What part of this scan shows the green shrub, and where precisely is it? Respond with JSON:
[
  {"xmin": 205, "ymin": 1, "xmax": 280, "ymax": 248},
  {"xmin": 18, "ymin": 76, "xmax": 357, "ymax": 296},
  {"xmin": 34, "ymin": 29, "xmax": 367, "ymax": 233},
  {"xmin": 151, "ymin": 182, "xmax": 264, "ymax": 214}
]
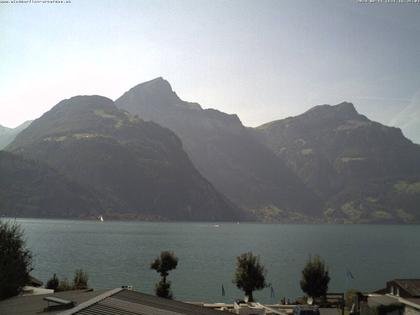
[
  {"xmin": 56, "ymin": 278, "xmax": 72, "ymax": 292},
  {"xmin": 155, "ymin": 280, "xmax": 172, "ymax": 299},
  {"xmin": 73, "ymin": 269, "xmax": 89, "ymax": 290},
  {"xmin": 46, "ymin": 274, "xmax": 59, "ymax": 290},
  {"xmin": 0, "ymin": 220, "xmax": 32, "ymax": 300}
]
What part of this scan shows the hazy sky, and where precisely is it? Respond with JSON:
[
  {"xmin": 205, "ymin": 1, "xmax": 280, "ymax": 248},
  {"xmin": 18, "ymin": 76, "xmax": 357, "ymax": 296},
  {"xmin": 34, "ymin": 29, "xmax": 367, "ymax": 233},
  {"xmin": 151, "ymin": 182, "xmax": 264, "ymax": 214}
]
[{"xmin": 1, "ymin": 0, "xmax": 420, "ymax": 135}]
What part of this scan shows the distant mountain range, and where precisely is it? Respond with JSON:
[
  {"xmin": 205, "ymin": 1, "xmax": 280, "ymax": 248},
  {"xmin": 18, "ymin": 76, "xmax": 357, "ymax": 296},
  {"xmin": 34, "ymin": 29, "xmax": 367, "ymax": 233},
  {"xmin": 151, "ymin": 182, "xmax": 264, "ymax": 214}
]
[
  {"xmin": 115, "ymin": 78, "xmax": 323, "ymax": 219},
  {"xmin": 390, "ymin": 94, "xmax": 420, "ymax": 145},
  {"xmin": 0, "ymin": 121, "xmax": 32, "ymax": 150},
  {"xmin": 2, "ymin": 78, "xmax": 420, "ymax": 223}
]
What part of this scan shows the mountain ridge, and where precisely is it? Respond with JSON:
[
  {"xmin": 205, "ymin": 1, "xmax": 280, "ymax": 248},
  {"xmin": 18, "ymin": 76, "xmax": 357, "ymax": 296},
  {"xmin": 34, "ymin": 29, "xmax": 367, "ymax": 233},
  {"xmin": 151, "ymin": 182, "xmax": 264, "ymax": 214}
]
[
  {"xmin": 7, "ymin": 94, "xmax": 245, "ymax": 221},
  {"xmin": 253, "ymin": 101, "xmax": 420, "ymax": 223},
  {"xmin": 4, "ymin": 78, "xmax": 420, "ymax": 223},
  {"xmin": 116, "ymin": 78, "xmax": 324, "ymax": 217},
  {"xmin": 117, "ymin": 78, "xmax": 420, "ymax": 223},
  {"xmin": 0, "ymin": 120, "xmax": 32, "ymax": 150}
]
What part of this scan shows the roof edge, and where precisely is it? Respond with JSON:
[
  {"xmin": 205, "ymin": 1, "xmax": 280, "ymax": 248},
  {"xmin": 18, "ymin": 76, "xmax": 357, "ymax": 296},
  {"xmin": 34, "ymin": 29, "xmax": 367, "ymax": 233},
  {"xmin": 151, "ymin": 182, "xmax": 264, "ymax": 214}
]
[{"xmin": 58, "ymin": 288, "xmax": 123, "ymax": 315}]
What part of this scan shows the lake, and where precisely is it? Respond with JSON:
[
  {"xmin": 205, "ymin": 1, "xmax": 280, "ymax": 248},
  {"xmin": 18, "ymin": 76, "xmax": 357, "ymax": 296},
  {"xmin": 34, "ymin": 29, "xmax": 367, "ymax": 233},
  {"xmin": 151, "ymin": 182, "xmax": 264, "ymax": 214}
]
[{"xmin": 13, "ymin": 219, "xmax": 420, "ymax": 303}]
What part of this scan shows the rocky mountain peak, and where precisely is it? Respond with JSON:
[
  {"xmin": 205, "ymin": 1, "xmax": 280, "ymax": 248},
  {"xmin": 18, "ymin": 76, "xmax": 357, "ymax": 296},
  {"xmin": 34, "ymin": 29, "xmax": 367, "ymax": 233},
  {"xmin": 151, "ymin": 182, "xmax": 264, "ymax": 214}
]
[
  {"xmin": 302, "ymin": 101, "xmax": 363, "ymax": 122},
  {"xmin": 121, "ymin": 77, "xmax": 183, "ymax": 107}
]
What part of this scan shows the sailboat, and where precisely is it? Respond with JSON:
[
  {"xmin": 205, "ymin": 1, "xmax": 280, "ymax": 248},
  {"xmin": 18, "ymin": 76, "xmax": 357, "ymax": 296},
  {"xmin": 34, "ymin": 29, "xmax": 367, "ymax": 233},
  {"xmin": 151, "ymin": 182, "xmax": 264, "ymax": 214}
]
[{"xmin": 98, "ymin": 215, "xmax": 104, "ymax": 222}]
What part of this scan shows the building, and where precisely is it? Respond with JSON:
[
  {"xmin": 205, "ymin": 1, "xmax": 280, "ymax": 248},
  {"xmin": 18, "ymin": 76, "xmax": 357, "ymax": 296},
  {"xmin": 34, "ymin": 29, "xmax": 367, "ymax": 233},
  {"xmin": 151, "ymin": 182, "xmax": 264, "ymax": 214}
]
[
  {"xmin": 59, "ymin": 288, "xmax": 235, "ymax": 315},
  {"xmin": 0, "ymin": 286, "xmax": 345, "ymax": 315},
  {"xmin": 0, "ymin": 288, "xmax": 109, "ymax": 315},
  {"xmin": 364, "ymin": 294, "xmax": 420, "ymax": 315},
  {"xmin": 380, "ymin": 280, "xmax": 420, "ymax": 299},
  {"xmin": 0, "ymin": 288, "xmax": 234, "ymax": 315},
  {"xmin": 358, "ymin": 279, "xmax": 420, "ymax": 315}
]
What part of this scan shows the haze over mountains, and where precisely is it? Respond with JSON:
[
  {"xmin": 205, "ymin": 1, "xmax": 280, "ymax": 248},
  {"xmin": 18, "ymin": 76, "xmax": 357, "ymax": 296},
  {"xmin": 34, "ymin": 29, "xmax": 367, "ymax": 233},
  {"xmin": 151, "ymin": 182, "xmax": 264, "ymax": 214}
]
[
  {"xmin": 6, "ymin": 95, "xmax": 242, "ymax": 221},
  {"xmin": 2, "ymin": 77, "xmax": 420, "ymax": 223},
  {"xmin": 115, "ymin": 78, "xmax": 323, "ymax": 219},
  {"xmin": 0, "ymin": 150, "xmax": 102, "ymax": 218},
  {"xmin": 0, "ymin": 121, "xmax": 32, "ymax": 150},
  {"xmin": 390, "ymin": 94, "xmax": 420, "ymax": 145},
  {"xmin": 254, "ymin": 102, "xmax": 420, "ymax": 223}
]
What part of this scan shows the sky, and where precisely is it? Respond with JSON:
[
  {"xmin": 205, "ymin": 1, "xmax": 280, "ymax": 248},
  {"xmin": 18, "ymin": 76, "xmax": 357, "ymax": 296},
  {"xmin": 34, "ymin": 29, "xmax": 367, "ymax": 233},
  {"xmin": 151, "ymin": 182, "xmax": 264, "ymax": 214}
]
[{"xmin": 1, "ymin": 0, "xmax": 419, "ymax": 141}]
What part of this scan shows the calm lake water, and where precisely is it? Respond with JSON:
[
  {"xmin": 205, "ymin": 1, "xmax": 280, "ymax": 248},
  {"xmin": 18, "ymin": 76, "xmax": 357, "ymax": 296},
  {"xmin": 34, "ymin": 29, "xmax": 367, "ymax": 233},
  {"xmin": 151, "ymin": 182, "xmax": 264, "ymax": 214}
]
[{"xmin": 14, "ymin": 219, "xmax": 420, "ymax": 303}]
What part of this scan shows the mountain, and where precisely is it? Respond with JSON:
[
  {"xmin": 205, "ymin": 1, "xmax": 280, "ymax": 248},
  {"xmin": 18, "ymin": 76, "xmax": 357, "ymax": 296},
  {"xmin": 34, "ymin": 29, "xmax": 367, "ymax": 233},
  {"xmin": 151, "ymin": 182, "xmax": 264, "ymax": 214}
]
[
  {"xmin": 0, "ymin": 151, "xmax": 103, "ymax": 218},
  {"xmin": 254, "ymin": 102, "xmax": 420, "ymax": 223},
  {"xmin": 0, "ymin": 125, "xmax": 14, "ymax": 149},
  {"xmin": 115, "ymin": 77, "xmax": 322, "ymax": 219},
  {"xmin": 390, "ymin": 94, "xmax": 420, "ymax": 145},
  {"xmin": 0, "ymin": 121, "xmax": 32, "ymax": 150},
  {"xmin": 7, "ymin": 95, "xmax": 243, "ymax": 221}
]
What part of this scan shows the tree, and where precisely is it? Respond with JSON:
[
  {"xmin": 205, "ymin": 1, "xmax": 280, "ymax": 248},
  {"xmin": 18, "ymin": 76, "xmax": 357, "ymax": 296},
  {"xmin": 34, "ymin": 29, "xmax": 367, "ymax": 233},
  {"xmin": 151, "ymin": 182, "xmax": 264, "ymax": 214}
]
[
  {"xmin": 73, "ymin": 269, "xmax": 89, "ymax": 290},
  {"xmin": 46, "ymin": 274, "xmax": 59, "ymax": 290},
  {"xmin": 233, "ymin": 252, "xmax": 267, "ymax": 302},
  {"xmin": 0, "ymin": 220, "xmax": 32, "ymax": 300},
  {"xmin": 151, "ymin": 251, "xmax": 178, "ymax": 298},
  {"xmin": 300, "ymin": 255, "xmax": 330, "ymax": 299},
  {"xmin": 56, "ymin": 278, "xmax": 72, "ymax": 292},
  {"xmin": 155, "ymin": 280, "xmax": 172, "ymax": 299}
]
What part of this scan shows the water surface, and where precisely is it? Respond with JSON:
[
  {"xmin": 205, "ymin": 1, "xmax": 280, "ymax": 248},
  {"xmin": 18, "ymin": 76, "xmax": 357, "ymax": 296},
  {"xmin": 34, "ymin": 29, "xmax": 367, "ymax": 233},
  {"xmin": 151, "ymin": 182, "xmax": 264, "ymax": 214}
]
[{"xmin": 15, "ymin": 219, "xmax": 420, "ymax": 303}]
